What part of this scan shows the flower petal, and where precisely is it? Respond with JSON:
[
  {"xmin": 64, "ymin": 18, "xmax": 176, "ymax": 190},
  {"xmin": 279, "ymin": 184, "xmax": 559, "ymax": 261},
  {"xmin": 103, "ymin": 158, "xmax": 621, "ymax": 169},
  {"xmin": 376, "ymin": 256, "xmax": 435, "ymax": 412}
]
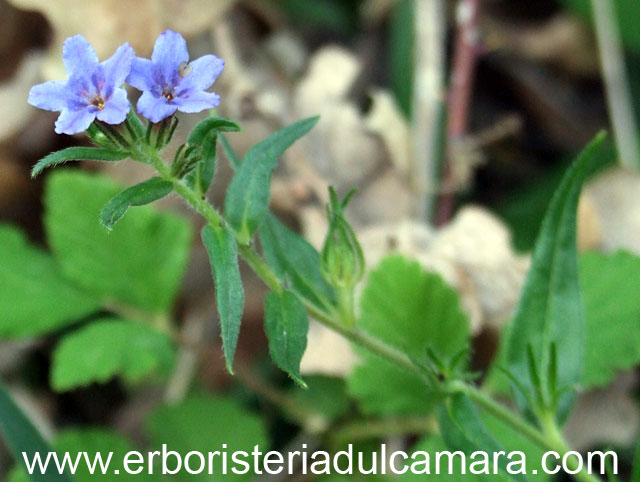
[
  {"xmin": 96, "ymin": 88, "xmax": 130, "ymax": 124},
  {"xmin": 101, "ymin": 42, "xmax": 134, "ymax": 98},
  {"xmin": 173, "ymin": 91, "xmax": 220, "ymax": 114},
  {"xmin": 127, "ymin": 57, "xmax": 155, "ymax": 91},
  {"xmin": 62, "ymin": 35, "xmax": 99, "ymax": 77},
  {"xmin": 54, "ymin": 108, "xmax": 96, "ymax": 135},
  {"xmin": 137, "ymin": 90, "xmax": 178, "ymax": 123},
  {"xmin": 177, "ymin": 54, "xmax": 224, "ymax": 93},
  {"xmin": 151, "ymin": 30, "xmax": 189, "ymax": 84},
  {"xmin": 28, "ymin": 80, "xmax": 70, "ymax": 112}
]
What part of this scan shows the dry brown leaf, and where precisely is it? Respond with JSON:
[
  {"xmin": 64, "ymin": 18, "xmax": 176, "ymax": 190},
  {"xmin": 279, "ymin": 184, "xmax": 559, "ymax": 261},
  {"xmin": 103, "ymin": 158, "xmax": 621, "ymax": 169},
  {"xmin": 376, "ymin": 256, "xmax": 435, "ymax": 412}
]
[{"xmin": 8, "ymin": 0, "xmax": 235, "ymax": 80}]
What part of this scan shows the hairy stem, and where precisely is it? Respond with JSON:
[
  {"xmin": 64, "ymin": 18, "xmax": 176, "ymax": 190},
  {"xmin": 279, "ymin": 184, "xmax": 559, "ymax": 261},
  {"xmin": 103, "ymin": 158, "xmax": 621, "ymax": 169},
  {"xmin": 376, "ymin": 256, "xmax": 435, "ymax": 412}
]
[{"xmin": 144, "ymin": 147, "xmax": 599, "ymax": 482}]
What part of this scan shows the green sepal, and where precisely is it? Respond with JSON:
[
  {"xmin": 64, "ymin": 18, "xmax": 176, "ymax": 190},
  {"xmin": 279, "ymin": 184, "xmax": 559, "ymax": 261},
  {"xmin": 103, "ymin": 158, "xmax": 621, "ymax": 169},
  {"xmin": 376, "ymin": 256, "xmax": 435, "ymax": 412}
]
[
  {"xmin": 99, "ymin": 177, "xmax": 173, "ymax": 230},
  {"xmin": 32, "ymin": 147, "xmax": 128, "ymax": 178}
]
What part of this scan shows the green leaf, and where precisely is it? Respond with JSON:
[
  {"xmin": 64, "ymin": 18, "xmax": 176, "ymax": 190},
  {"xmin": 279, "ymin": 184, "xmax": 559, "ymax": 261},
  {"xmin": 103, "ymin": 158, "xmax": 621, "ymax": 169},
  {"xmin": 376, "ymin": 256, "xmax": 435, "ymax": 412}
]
[
  {"xmin": 201, "ymin": 225, "xmax": 244, "ymax": 374},
  {"xmin": 187, "ymin": 117, "xmax": 241, "ymax": 146},
  {"xmin": 504, "ymin": 133, "xmax": 614, "ymax": 419},
  {"xmin": 224, "ymin": 117, "xmax": 319, "ymax": 242},
  {"xmin": 437, "ymin": 394, "xmax": 527, "ymax": 482},
  {"xmin": 0, "ymin": 226, "xmax": 98, "ymax": 338},
  {"xmin": 347, "ymin": 255, "xmax": 469, "ymax": 415},
  {"xmin": 146, "ymin": 395, "xmax": 268, "ymax": 482},
  {"xmin": 390, "ymin": 0, "xmax": 414, "ymax": 118},
  {"xmin": 581, "ymin": 250, "xmax": 640, "ymax": 387},
  {"xmin": 44, "ymin": 171, "xmax": 192, "ymax": 314},
  {"xmin": 286, "ymin": 376, "xmax": 350, "ymax": 426},
  {"xmin": 264, "ymin": 290, "xmax": 309, "ymax": 387},
  {"xmin": 220, "ymin": 133, "xmax": 240, "ymax": 170},
  {"xmin": 0, "ymin": 379, "xmax": 74, "ymax": 482},
  {"xmin": 349, "ymin": 356, "xmax": 442, "ymax": 416},
  {"xmin": 99, "ymin": 177, "xmax": 173, "ymax": 230},
  {"xmin": 32, "ymin": 147, "xmax": 128, "ymax": 178},
  {"xmin": 51, "ymin": 318, "xmax": 175, "ymax": 391},
  {"xmin": 8, "ymin": 428, "xmax": 155, "ymax": 482},
  {"xmin": 259, "ymin": 213, "xmax": 335, "ymax": 311},
  {"xmin": 186, "ymin": 117, "xmax": 241, "ymax": 193}
]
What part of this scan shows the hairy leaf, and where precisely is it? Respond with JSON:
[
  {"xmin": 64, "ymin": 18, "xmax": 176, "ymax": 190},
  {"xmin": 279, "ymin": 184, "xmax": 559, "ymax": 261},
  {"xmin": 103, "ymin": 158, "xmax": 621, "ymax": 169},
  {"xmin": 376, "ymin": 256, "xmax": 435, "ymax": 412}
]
[
  {"xmin": 437, "ymin": 394, "xmax": 527, "ymax": 482},
  {"xmin": 259, "ymin": 213, "xmax": 334, "ymax": 311},
  {"xmin": 504, "ymin": 133, "xmax": 614, "ymax": 419},
  {"xmin": 51, "ymin": 318, "xmax": 175, "ymax": 391},
  {"xmin": 0, "ymin": 379, "xmax": 74, "ymax": 482},
  {"xmin": 99, "ymin": 177, "xmax": 173, "ymax": 230},
  {"xmin": 32, "ymin": 147, "xmax": 128, "ymax": 178},
  {"xmin": 187, "ymin": 116, "xmax": 241, "ymax": 194},
  {"xmin": 201, "ymin": 225, "xmax": 244, "ymax": 374},
  {"xmin": 224, "ymin": 117, "xmax": 319, "ymax": 242},
  {"xmin": 44, "ymin": 171, "xmax": 192, "ymax": 314},
  {"xmin": 264, "ymin": 290, "xmax": 309, "ymax": 387},
  {"xmin": 146, "ymin": 396, "xmax": 268, "ymax": 482},
  {"xmin": 0, "ymin": 226, "xmax": 98, "ymax": 338},
  {"xmin": 347, "ymin": 255, "xmax": 469, "ymax": 415}
]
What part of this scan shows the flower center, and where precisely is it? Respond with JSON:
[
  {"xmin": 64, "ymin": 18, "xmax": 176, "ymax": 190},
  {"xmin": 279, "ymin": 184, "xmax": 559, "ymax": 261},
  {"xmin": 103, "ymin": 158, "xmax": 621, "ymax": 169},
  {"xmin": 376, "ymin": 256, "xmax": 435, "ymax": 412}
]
[
  {"xmin": 89, "ymin": 94, "xmax": 105, "ymax": 110},
  {"xmin": 162, "ymin": 84, "xmax": 175, "ymax": 102}
]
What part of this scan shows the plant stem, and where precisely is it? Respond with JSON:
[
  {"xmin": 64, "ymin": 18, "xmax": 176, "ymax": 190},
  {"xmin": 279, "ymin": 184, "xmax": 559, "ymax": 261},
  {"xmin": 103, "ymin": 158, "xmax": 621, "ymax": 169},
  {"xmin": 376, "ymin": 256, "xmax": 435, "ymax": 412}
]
[{"xmin": 145, "ymin": 147, "xmax": 599, "ymax": 482}]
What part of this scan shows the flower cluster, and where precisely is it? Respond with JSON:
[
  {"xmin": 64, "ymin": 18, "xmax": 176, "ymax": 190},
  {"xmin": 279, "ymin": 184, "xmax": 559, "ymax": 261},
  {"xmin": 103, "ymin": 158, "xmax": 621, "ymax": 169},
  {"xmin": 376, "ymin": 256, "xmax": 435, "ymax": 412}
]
[{"xmin": 28, "ymin": 30, "xmax": 224, "ymax": 135}]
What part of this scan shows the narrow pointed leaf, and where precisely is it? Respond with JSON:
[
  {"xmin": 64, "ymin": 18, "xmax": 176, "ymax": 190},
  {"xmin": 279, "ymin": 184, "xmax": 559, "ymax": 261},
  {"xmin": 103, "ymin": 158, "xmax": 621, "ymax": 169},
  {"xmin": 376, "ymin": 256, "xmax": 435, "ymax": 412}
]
[
  {"xmin": 259, "ymin": 213, "xmax": 335, "ymax": 311},
  {"xmin": 220, "ymin": 133, "xmax": 241, "ymax": 170},
  {"xmin": 99, "ymin": 177, "xmax": 173, "ymax": 230},
  {"xmin": 0, "ymin": 379, "xmax": 74, "ymax": 482},
  {"xmin": 32, "ymin": 147, "xmax": 128, "ymax": 178},
  {"xmin": 185, "ymin": 117, "xmax": 241, "ymax": 194},
  {"xmin": 505, "ymin": 132, "xmax": 614, "ymax": 420},
  {"xmin": 187, "ymin": 117, "xmax": 241, "ymax": 146},
  {"xmin": 437, "ymin": 393, "xmax": 528, "ymax": 482},
  {"xmin": 202, "ymin": 225, "xmax": 244, "ymax": 374},
  {"xmin": 225, "ymin": 116, "xmax": 319, "ymax": 242},
  {"xmin": 264, "ymin": 290, "xmax": 309, "ymax": 387}
]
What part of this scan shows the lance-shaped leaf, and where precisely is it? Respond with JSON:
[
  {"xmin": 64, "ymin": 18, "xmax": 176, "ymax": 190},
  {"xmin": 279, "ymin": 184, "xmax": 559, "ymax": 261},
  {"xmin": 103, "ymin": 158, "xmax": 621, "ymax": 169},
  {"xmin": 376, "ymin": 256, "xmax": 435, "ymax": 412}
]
[
  {"xmin": 31, "ymin": 147, "xmax": 128, "ymax": 178},
  {"xmin": 220, "ymin": 133, "xmax": 241, "ymax": 170},
  {"xmin": 260, "ymin": 213, "xmax": 335, "ymax": 312},
  {"xmin": 437, "ymin": 393, "xmax": 528, "ymax": 482},
  {"xmin": 202, "ymin": 225, "xmax": 244, "ymax": 374},
  {"xmin": 99, "ymin": 177, "xmax": 173, "ymax": 230},
  {"xmin": 0, "ymin": 379, "xmax": 74, "ymax": 482},
  {"xmin": 264, "ymin": 290, "xmax": 309, "ymax": 387},
  {"xmin": 225, "ymin": 116, "xmax": 319, "ymax": 242},
  {"xmin": 186, "ymin": 117, "xmax": 242, "ymax": 194},
  {"xmin": 505, "ymin": 132, "xmax": 614, "ymax": 420}
]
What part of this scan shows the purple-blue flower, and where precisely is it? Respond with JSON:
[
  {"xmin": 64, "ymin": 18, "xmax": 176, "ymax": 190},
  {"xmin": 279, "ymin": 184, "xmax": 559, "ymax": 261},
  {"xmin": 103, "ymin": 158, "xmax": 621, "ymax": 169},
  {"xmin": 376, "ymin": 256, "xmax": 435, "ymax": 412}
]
[
  {"xmin": 127, "ymin": 30, "xmax": 224, "ymax": 123},
  {"xmin": 28, "ymin": 35, "xmax": 133, "ymax": 135}
]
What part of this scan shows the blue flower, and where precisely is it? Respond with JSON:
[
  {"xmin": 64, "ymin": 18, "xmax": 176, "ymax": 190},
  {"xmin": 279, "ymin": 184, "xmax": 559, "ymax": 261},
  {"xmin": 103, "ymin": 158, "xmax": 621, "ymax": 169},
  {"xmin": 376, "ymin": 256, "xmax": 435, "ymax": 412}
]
[
  {"xmin": 127, "ymin": 30, "xmax": 224, "ymax": 123},
  {"xmin": 28, "ymin": 35, "xmax": 133, "ymax": 135}
]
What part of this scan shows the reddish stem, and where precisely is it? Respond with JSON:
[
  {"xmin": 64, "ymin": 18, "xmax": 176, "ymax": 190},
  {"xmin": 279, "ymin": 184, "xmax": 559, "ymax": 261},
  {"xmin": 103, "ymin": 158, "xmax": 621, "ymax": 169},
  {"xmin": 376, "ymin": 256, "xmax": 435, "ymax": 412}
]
[{"xmin": 436, "ymin": 0, "xmax": 484, "ymax": 225}]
